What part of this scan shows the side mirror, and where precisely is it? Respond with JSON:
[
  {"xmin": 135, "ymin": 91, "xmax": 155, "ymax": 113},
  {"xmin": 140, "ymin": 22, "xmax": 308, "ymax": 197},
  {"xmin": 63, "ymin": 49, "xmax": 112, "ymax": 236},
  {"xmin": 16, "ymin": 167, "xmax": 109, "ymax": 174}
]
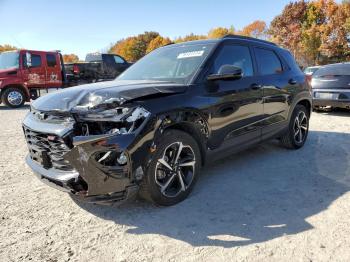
[
  {"xmin": 26, "ymin": 52, "xmax": 32, "ymax": 68},
  {"xmin": 207, "ymin": 65, "xmax": 243, "ymax": 81}
]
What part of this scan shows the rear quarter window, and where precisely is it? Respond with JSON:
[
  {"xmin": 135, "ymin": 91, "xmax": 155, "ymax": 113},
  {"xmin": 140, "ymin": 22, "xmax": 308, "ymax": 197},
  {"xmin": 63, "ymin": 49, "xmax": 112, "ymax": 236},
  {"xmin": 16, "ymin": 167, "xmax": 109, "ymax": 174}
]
[
  {"xmin": 282, "ymin": 50, "xmax": 302, "ymax": 72},
  {"xmin": 254, "ymin": 47, "xmax": 283, "ymax": 75}
]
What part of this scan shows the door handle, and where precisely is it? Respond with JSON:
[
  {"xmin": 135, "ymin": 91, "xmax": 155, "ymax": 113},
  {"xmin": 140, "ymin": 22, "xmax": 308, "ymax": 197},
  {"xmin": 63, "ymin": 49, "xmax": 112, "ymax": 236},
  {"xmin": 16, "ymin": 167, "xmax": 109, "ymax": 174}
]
[
  {"xmin": 250, "ymin": 83, "xmax": 262, "ymax": 90},
  {"xmin": 289, "ymin": 79, "xmax": 297, "ymax": 85}
]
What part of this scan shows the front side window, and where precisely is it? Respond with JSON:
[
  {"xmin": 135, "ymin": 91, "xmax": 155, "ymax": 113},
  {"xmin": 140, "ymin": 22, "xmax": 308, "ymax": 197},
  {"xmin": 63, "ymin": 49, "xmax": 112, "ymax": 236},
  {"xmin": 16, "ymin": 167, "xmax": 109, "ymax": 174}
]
[
  {"xmin": 118, "ymin": 43, "xmax": 215, "ymax": 84},
  {"xmin": 31, "ymin": 54, "xmax": 42, "ymax": 68},
  {"xmin": 46, "ymin": 54, "xmax": 57, "ymax": 67},
  {"xmin": 213, "ymin": 45, "xmax": 254, "ymax": 77},
  {"xmin": 254, "ymin": 48, "xmax": 282, "ymax": 75},
  {"xmin": 0, "ymin": 51, "xmax": 19, "ymax": 70}
]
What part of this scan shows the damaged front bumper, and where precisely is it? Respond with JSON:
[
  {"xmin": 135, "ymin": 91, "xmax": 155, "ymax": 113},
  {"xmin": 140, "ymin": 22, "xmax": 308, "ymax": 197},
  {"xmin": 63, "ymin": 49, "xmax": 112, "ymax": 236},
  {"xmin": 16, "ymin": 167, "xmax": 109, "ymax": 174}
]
[
  {"xmin": 26, "ymin": 155, "xmax": 139, "ymax": 203},
  {"xmin": 23, "ymin": 107, "xmax": 154, "ymax": 204}
]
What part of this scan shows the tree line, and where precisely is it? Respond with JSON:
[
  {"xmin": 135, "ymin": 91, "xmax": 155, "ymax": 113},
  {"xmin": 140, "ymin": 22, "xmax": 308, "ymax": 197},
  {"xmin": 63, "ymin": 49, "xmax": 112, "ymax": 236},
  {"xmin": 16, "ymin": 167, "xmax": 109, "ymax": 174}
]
[
  {"xmin": 1, "ymin": 0, "xmax": 350, "ymax": 66},
  {"xmin": 108, "ymin": 0, "xmax": 350, "ymax": 66}
]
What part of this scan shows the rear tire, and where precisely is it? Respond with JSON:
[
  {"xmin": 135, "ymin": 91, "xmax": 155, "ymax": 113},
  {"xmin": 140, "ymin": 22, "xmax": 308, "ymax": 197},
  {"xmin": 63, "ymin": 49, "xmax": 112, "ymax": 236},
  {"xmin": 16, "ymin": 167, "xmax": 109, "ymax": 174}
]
[
  {"xmin": 280, "ymin": 105, "xmax": 309, "ymax": 149},
  {"xmin": 2, "ymin": 87, "xmax": 25, "ymax": 108},
  {"xmin": 139, "ymin": 130, "xmax": 201, "ymax": 206}
]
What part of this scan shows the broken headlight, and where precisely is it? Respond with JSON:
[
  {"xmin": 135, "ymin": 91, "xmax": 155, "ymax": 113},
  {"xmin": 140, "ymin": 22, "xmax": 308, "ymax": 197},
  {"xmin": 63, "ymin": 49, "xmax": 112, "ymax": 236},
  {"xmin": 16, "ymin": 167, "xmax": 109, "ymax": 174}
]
[{"xmin": 77, "ymin": 106, "xmax": 151, "ymax": 136}]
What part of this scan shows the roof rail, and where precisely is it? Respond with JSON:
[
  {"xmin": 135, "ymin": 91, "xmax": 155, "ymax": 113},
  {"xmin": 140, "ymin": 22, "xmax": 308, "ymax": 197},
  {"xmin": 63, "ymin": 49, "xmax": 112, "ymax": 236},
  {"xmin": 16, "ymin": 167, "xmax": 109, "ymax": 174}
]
[{"xmin": 222, "ymin": 35, "xmax": 277, "ymax": 46}]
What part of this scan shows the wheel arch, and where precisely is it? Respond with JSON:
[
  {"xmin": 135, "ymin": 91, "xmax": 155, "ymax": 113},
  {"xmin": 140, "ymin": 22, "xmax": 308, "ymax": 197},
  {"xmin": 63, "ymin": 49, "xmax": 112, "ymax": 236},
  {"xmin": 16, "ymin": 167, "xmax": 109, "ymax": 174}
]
[
  {"xmin": 153, "ymin": 110, "xmax": 210, "ymax": 166},
  {"xmin": 297, "ymin": 99, "xmax": 312, "ymax": 117},
  {"xmin": 288, "ymin": 93, "xmax": 312, "ymax": 122},
  {"xmin": 1, "ymin": 84, "xmax": 30, "ymax": 102}
]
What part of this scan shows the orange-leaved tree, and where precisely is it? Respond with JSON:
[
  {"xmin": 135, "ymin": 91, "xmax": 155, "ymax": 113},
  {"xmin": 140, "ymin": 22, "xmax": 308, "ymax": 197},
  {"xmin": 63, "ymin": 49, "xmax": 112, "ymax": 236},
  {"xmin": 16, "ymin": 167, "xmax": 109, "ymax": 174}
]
[
  {"xmin": 109, "ymin": 31, "xmax": 160, "ymax": 62},
  {"xmin": 146, "ymin": 36, "xmax": 172, "ymax": 53},
  {"xmin": 63, "ymin": 54, "xmax": 79, "ymax": 63},
  {"xmin": 207, "ymin": 26, "xmax": 235, "ymax": 39},
  {"xmin": 238, "ymin": 20, "xmax": 268, "ymax": 39}
]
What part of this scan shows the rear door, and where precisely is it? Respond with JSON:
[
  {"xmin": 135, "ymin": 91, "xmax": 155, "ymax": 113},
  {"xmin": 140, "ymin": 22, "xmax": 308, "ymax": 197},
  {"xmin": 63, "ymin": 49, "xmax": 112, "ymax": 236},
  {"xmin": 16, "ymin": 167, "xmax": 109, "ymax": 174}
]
[
  {"xmin": 45, "ymin": 53, "xmax": 62, "ymax": 88},
  {"xmin": 22, "ymin": 52, "xmax": 46, "ymax": 88},
  {"xmin": 253, "ymin": 46, "xmax": 292, "ymax": 138}
]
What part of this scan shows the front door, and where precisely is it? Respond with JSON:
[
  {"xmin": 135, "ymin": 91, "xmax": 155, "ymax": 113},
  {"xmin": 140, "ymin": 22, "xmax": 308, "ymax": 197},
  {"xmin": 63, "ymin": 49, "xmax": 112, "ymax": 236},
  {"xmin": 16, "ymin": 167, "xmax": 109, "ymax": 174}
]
[
  {"xmin": 206, "ymin": 43, "xmax": 263, "ymax": 151},
  {"xmin": 22, "ymin": 52, "xmax": 46, "ymax": 88}
]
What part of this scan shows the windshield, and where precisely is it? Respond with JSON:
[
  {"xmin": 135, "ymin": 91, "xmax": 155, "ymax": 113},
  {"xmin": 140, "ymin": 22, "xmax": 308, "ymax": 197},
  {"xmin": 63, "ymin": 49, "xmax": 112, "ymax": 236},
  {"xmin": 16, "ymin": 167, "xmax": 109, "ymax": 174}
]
[
  {"xmin": 304, "ymin": 67, "xmax": 319, "ymax": 75},
  {"xmin": 0, "ymin": 51, "xmax": 19, "ymax": 70},
  {"xmin": 118, "ymin": 43, "xmax": 215, "ymax": 84}
]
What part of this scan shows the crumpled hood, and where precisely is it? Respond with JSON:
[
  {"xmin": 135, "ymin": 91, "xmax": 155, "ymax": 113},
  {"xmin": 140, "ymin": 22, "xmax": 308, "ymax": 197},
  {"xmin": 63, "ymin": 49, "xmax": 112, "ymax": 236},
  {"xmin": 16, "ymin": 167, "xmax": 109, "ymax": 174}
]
[{"xmin": 32, "ymin": 80, "xmax": 187, "ymax": 112}]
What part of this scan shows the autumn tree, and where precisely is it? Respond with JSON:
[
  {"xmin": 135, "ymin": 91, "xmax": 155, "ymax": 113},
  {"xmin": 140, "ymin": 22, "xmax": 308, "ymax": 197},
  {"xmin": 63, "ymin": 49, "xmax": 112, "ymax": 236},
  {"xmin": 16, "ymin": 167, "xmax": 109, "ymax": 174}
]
[
  {"xmin": 63, "ymin": 54, "xmax": 79, "ymax": 63},
  {"xmin": 146, "ymin": 36, "xmax": 172, "ymax": 53},
  {"xmin": 109, "ymin": 31, "xmax": 160, "ymax": 62},
  {"xmin": 270, "ymin": 0, "xmax": 350, "ymax": 65},
  {"xmin": 0, "ymin": 44, "xmax": 17, "ymax": 53},
  {"xmin": 319, "ymin": 0, "xmax": 350, "ymax": 61},
  {"xmin": 269, "ymin": 0, "xmax": 308, "ymax": 64},
  {"xmin": 238, "ymin": 20, "xmax": 268, "ymax": 39},
  {"xmin": 207, "ymin": 26, "xmax": 235, "ymax": 39},
  {"xmin": 174, "ymin": 33, "xmax": 207, "ymax": 43}
]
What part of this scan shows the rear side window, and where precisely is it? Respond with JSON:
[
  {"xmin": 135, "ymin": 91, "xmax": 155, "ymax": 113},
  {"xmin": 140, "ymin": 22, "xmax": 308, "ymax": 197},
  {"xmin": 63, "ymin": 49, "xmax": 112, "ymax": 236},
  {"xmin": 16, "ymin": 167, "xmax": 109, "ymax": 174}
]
[
  {"xmin": 213, "ymin": 45, "xmax": 254, "ymax": 77},
  {"xmin": 46, "ymin": 54, "xmax": 57, "ymax": 67},
  {"xmin": 31, "ymin": 54, "xmax": 42, "ymax": 68},
  {"xmin": 282, "ymin": 50, "xmax": 302, "ymax": 72},
  {"xmin": 314, "ymin": 64, "xmax": 350, "ymax": 77},
  {"xmin": 114, "ymin": 55, "xmax": 125, "ymax": 64},
  {"xmin": 254, "ymin": 48, "xmax": 282, "ymax": 75},
  {"xmin": 86, "ymin": 53, "xmax": 102, "ymax": 62}
]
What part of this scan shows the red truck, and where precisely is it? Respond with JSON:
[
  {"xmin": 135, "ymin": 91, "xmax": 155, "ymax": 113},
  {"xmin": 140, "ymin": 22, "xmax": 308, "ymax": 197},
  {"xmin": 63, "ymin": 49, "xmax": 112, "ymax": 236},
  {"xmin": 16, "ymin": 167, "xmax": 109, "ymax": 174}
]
[
  {"xmin": 0, "ymin": 50, "xmax": 131, "ymax": 108},
  {"xmin": 0, "ymin": 49, "xmax": 68, "ymax": 108}
]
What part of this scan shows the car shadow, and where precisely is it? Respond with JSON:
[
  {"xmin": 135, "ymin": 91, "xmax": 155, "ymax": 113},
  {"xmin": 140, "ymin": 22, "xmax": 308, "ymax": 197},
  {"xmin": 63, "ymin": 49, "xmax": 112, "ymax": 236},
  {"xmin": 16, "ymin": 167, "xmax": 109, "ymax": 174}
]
[
  {"xmin": 74, "ymin": 130, "xmax": 350, "ymax": 248},
  {"xmin": 314, "ymin": 108, "xmax": 350, "ymax": 117},
  {"xmin": 0, "ymin": 104, "xmax": 30, "ymax": 111}
]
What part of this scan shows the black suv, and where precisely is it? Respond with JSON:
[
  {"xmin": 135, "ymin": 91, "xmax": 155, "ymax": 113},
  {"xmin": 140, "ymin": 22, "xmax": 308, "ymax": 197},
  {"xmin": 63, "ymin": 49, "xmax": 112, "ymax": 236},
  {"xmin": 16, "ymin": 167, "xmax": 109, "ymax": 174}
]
[{"xmin": 23, "ymin": 35, "xmax": 312, "ymax": 206}]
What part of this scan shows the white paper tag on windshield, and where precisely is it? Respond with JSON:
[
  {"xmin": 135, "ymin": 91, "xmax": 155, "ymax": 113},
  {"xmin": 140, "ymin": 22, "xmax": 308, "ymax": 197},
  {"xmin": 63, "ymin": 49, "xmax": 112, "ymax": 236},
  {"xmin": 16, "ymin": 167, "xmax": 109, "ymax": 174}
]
[{"xmin": 177, "ymin": 50, "xmax": 204, "ymax": 59}]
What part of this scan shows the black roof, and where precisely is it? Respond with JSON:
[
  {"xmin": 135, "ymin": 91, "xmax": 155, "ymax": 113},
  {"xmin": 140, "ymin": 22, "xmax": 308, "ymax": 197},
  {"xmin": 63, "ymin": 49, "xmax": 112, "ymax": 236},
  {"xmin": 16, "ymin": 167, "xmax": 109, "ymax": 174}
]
[
  {"xmin": 222, "ymin": 34, "xmax": 277, "ymax": 46},
  {"xmin": 170, "ymin": 35, "xmax": 277, "ymax": 48}
]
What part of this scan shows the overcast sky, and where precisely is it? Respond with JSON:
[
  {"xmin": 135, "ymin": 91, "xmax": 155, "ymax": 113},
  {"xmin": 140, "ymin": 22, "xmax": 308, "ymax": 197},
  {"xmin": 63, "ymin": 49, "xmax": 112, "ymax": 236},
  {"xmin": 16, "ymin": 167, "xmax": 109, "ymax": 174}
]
[{"xmin": 0, "ymin": 0, "xmax": 294, "ymax": 59}]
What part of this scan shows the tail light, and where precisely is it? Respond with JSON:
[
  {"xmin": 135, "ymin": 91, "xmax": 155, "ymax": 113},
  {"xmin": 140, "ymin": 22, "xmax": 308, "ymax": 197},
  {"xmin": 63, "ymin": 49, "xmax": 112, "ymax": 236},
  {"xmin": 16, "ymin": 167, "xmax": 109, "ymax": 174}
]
[
  {"xmin": 306, "ymin": 74, "xmax": 312, "ymax": 85},
  {"xmin": 73, "ymin": 64, "xmax": 80, "ymax": 75},
  {"xmin": 305, "ymin": 74, "xmax": 313, "ymax": 91}
]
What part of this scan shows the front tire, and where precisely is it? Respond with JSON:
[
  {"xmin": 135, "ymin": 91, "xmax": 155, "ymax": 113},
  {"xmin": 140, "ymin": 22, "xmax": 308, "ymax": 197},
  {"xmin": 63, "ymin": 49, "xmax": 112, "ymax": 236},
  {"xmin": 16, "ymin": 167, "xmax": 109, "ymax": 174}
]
[
  {"xmin": 139, "ymin": 130, "xmax": 201, "ymax": 206},
  {"xmin": 2, "ymin": 87, "xmax": 25, "ymax": 108},
  {"xmin": 280, "ymin": 105, "xmax": 309, "ymax": 149}
]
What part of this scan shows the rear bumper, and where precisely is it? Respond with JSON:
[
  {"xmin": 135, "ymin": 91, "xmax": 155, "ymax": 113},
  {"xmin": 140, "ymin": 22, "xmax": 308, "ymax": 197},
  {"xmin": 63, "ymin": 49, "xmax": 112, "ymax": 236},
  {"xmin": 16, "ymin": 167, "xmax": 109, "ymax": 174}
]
[{"xmin": 312, "ymin": 89, "xmax": 350, "ymax": 109}]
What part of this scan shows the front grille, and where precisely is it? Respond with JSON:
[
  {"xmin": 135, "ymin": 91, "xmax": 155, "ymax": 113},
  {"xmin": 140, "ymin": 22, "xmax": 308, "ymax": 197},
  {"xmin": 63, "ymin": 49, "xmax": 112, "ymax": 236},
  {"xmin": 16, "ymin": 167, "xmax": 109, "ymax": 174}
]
[{"xmin": 23, "ymin": 126, "xmax": 74, "ymax": 171}]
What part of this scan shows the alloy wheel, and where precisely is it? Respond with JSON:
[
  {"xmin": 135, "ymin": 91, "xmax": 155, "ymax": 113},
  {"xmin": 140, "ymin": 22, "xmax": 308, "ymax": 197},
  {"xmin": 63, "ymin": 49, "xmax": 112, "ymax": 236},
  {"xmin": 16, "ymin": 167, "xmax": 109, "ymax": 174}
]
[
  {"xmin": 7, "ymin": 91, "xmax": 23, "ymax": 106},
  {"xmin": 293, "ymin": 111, "xmax": 308, "ymax": 144},
  {"xmin": 155, "ymin": 142, "xmax": 196, "ymax": 198}
]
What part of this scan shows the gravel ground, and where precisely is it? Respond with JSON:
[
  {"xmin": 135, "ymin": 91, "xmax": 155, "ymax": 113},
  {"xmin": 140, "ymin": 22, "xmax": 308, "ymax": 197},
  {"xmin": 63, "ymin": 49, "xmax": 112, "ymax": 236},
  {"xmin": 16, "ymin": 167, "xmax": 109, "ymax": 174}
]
[{"xmin": 0, "ymin": 105, "xmax": 350, "ymax": 262}]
